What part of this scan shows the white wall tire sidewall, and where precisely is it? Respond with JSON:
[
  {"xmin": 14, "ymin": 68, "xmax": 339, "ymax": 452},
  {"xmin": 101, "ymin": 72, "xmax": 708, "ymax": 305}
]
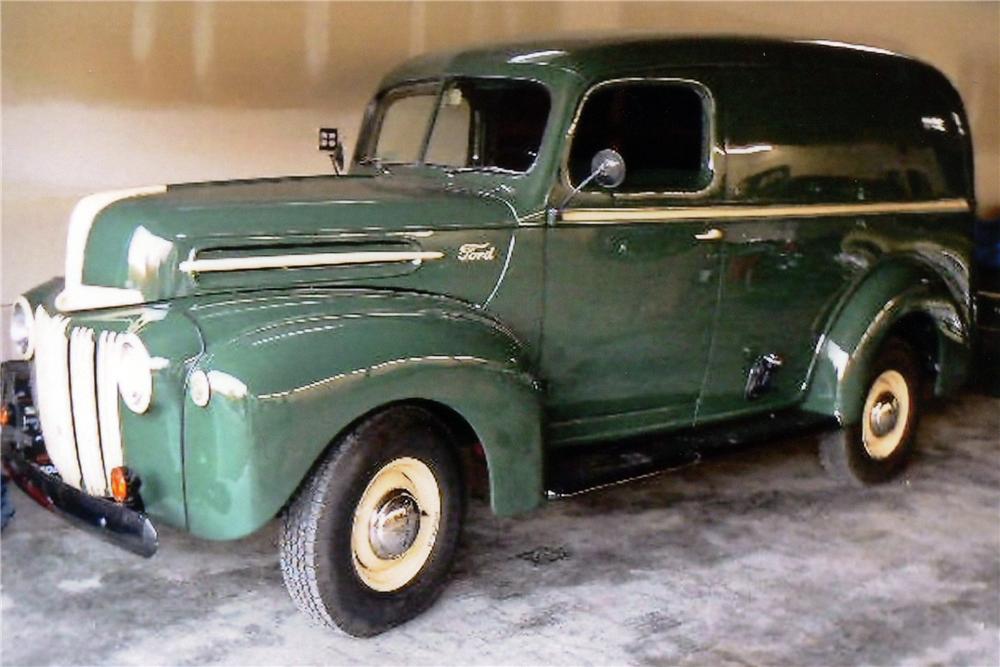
[
  {"xmin": 350, "ymin": 457, "xmax": 441, "ymax": 593},
  {"xmin": 861, "ymin": 369, "xmax": 911, "ymax": 461}
]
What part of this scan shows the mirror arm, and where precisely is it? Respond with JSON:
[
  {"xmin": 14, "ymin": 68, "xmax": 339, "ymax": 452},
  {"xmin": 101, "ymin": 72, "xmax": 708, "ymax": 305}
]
[
  {"xmin": 557, "ymin": 148, "xmax": 625, "ymax": 213},
  {"xmin": 558, "ymin": 169, "xmax": 602, "ymax": 211}
]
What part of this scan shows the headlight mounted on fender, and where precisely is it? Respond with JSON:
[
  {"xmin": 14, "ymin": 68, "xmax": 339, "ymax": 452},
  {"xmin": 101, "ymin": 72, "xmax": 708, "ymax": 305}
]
[
  {"xmin": 10, "ymin": 296, "xmax": 35, "ymax": 360},
  {"xmin": 118, "ymin": 334, "xmax": 154, "ymax": 414}
]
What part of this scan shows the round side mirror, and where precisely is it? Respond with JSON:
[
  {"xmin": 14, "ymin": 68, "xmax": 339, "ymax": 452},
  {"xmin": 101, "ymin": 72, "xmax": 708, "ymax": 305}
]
[{"xmin": 592, "ymin": 148, "xmax": 626, "ymax": 189}]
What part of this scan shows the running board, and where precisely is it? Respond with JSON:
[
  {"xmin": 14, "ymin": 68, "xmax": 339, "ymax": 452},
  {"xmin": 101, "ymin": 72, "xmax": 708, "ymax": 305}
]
[{"xmin": 544, "ymin": 409, "xmax": 836, "ymax": 498}]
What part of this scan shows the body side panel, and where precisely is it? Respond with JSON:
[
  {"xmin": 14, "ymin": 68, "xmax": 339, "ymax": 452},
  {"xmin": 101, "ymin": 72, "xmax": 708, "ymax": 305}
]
[{"xmin": 697, "ymin": 59, "xmax": 974, "ymax": 424}]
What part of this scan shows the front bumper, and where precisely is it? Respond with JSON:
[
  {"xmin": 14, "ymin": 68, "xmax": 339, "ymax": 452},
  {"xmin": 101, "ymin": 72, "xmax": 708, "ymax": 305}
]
[
  {"xmin": 1, "ymin": 360, "xmax": 157, "ymax": 557},
  {"xmin": 2, "ymin": 443, "xmax": 158, "ymax": 557}
]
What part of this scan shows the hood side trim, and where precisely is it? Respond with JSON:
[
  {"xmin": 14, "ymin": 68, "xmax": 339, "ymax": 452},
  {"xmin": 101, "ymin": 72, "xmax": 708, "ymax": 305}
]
[{"xmin": 179, "ymin": 250, "xmax": 445, "ymax": 274}]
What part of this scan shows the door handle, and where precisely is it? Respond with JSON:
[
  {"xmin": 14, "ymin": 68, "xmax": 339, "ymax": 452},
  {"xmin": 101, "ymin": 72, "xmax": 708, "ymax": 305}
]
[{"xmin": 694, "ymin": 228, "xmax": 725, "ymax": 241}]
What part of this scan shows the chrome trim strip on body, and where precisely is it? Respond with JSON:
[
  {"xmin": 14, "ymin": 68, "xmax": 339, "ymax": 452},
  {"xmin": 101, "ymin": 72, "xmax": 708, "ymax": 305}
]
[
  {"xmin": 482, "ymin": 234, "xmax": 516, "ymax": 308},
  {"xmin": 56, "ymin": 285, "xmax": 144, "ymax": 313},
  {"xmin": 58, "ymin": 186, "xmax": 166, "ymax": 313},
  {"xmin": 559, "ymin": 198, "xmax": 971, "ymax": 224},
  {"xmin": 179, "ymin": 250, "xmax": 445, "ymax": 274},
  {"xmin": 64, "ymin": 186, "xmax": 167, "ymax": 287}
]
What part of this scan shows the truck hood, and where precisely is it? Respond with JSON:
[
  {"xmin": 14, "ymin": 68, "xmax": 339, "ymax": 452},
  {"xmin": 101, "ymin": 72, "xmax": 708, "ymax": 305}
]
[{"xmin": 58, "ymin": 174, "xmax": 518, "ymax": 311}]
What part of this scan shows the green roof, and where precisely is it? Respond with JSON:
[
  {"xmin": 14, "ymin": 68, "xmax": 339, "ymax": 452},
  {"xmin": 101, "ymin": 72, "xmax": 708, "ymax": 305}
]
[{"xmin": 381, "ymin": 35, "xmax": 922, "ymax": 89}]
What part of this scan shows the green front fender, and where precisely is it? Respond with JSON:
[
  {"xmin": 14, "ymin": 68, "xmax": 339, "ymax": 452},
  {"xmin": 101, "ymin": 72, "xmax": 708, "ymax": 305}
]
[
  {"xmin": 802, "ymin": 259, "xmax": 972, "ymax": 425},
  {"xmin": 181, "ymin": 290, "xmax": 543, "ymax": 540}
]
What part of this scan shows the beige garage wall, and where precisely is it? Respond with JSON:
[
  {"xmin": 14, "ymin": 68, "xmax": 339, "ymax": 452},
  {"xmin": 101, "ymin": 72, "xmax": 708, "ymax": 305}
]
[{"xmin": 2, "ymin": 1, "xmax": 998, "ymax": 358}]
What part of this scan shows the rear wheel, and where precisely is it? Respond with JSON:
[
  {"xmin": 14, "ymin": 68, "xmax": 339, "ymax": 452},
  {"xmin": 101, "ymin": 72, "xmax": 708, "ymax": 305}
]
[
  {"xmin": 279, "ymin": 405, "xmax": 463, "ymax": 636},
  {"xmin": 820, "ymin": 337, "xmax": 922, "ymax": 485}
]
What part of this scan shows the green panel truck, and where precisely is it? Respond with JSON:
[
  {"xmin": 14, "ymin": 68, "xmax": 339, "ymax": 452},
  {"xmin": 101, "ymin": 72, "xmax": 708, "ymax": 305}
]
[{"xmin": 2, "ymin": 37, "xmax": 976, "ymax": 636}]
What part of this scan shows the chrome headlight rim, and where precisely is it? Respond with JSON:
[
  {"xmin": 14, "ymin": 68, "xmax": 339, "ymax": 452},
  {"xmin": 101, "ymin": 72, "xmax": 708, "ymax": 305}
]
[
  {"xmin": 10, "ymin": 296, "xmax": 35, "ymax": 360},
  {"xmin": 117, "ymin": 333, "xmax": 153, "ymax": 414}
]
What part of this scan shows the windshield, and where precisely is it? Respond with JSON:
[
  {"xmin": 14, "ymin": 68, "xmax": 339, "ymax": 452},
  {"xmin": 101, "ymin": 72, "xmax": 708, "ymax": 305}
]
[{"xmin": 364, "ymin": 78, "xmax": 550, "ymax": 173}]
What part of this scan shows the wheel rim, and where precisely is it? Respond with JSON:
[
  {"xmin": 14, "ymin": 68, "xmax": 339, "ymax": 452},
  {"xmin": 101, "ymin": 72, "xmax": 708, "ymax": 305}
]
[
  {"xmin": 351, "ymin": 457, "xmax": 441, "ymax": 592},
  {"xmin": 862, "ymin": 369, "xmax": 910, "ymax": 460}
]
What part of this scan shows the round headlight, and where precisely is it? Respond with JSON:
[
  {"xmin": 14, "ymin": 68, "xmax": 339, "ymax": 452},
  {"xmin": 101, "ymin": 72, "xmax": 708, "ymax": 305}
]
[
  {"xmin": 118, "ymin": 334, "xmax": 153, "ymax": 414},
  {"xmin": 10, "ymin": 296, "xmax": 35, "ymax": 360}
]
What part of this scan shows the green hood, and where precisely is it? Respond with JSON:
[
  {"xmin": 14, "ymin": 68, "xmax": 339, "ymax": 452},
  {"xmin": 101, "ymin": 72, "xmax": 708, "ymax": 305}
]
[{"xmin": 74, "ymin": 174, "xmax": 518, "ymax": 305}]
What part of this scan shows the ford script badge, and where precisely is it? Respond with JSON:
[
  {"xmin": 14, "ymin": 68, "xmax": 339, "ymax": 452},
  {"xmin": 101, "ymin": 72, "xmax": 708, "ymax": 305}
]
[{"xmin": 457, "ymin": 243, "xmax": 498, "ymax": 262}]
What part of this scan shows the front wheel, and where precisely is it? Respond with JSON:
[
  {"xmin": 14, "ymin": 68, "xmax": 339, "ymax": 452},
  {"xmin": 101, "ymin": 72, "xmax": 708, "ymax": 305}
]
[
  {"xmin": 279, "ymin": 405, "xmax": 464, "ymax": 637},
  {"xmin": 820, "ymin": 337, "xmax": 922, "ymax": 485}
]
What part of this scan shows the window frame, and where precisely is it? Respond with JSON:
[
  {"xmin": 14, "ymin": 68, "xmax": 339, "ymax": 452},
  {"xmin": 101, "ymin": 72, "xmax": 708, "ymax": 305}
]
[
  {"xmin": 367, "ymin": 80, "xmax": 443, "ymax": 166},
  {"xmin": 361, "ymin": 76, "xmax": 554, "ymax": 175},
  {"xmin": 559, "ymin": 77, "xmax": 720, "ymax": 200}
]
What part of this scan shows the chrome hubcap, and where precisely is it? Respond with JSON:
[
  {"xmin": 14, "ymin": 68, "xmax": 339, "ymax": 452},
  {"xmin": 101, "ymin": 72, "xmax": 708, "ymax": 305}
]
[
  {"xmin": 368, "ymin": 490, "xmax": 421, "ymax": 560},
  {"xmin": 868, "ymin": 391, "xmax": 900, "ymax": 438}
]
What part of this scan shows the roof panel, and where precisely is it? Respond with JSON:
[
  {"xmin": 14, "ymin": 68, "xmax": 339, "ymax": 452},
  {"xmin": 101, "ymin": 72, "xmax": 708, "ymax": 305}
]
[{"xmin": 380, "ymin": 35, "xmax": 918, "ymax": 88}]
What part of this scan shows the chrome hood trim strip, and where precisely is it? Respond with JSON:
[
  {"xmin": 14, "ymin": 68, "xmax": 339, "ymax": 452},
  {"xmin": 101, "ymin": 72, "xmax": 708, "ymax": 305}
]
[{"xmin": 179, "ymin": 250, "xmax": 445, "ymax": 274}]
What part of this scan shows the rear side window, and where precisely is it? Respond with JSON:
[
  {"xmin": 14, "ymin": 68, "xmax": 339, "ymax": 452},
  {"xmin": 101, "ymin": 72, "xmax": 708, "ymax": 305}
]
[
  {"xmin": 725, "ymin": 67, "xmax": 965, "ymax": 203},
  {"xmin": 568, "ymin": 82, "xmax": 712, "ymax": 193}
]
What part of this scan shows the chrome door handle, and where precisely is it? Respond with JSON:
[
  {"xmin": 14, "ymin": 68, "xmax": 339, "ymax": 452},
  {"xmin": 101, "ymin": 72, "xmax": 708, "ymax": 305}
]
[{"xmin": 694, "ymin": 228, "xmax": 725, "ymax": 241}]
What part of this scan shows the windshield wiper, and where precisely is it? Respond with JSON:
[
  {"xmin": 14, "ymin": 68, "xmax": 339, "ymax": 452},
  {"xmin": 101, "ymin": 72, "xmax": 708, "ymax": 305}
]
[{"xmin": 357, "ymin": 157, "xmax": 393, "ymax": 175}]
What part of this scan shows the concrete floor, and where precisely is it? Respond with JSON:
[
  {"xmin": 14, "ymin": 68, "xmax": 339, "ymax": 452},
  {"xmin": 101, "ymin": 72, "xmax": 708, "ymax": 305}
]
[{"xmin": 2, "ymin": 394, "xmax": 998, "ymax": 666}]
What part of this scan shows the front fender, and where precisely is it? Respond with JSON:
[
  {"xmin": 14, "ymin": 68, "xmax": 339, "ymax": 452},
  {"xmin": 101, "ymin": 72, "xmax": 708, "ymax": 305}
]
[
  {"xmin": 802, "ymin": 259, "xmax": 972, "ymax": 424},
  {"xmin": 181, "ymin": 289, "xmax": 543, "ymax": 540}
]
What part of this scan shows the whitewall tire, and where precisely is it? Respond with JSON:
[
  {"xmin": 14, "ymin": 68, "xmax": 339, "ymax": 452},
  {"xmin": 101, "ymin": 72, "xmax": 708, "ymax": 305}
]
[
  {"xmin": 279, "ymin": 406, "xmax": 464, "ymax": 637},
  {"xmin": 820, "ymin": 337, "xmax": 922, "ymax": 485}
]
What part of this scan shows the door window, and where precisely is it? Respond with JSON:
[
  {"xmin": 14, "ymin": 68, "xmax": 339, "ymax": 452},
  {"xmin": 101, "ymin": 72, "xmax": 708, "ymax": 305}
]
[{"xmin": 568, "ymin": 81, "xmax": 712, "ymax": 193}]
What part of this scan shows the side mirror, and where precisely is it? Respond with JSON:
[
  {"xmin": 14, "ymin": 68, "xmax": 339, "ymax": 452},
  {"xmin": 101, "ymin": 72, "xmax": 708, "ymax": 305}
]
[
  {"xmin": 558, "ymin": 148, "xmax": 626, "ymax": 209},
  {"xmin": 591, "ymin": 148, "xmax": 626, "ymax": 189},
  {"xmin": 319, "ymin": 127, "xmax": 345, "ymax": 175}
]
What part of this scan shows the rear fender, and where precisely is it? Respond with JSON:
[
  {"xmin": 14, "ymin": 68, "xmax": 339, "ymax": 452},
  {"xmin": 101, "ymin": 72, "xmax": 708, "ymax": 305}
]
[{"xmin": 802, "ymin": 260, "xmax": 971, "ymax": 424}]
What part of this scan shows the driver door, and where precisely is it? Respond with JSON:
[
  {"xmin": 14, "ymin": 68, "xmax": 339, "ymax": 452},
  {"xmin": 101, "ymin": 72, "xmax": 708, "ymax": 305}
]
[{"xmin": 541, "ymin": 78, "xmax": 725, "ymax": 444}]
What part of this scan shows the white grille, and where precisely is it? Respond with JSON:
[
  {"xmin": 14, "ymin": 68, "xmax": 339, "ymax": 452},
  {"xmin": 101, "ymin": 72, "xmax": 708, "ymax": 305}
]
[{"xmin": 33, "ymin": 307, "xmax": 125, "ymax": 496}]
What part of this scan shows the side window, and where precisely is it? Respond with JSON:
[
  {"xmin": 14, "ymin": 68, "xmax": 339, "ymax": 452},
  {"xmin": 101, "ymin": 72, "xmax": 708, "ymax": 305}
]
[
  {"xmin": 908, "ymin": 86, "xmax": 968, "ymax": 199},
  {"xmin": 726, "ymin": 67, "xmax": 963, "ymax": 203},
  {"xmin": 568, "ymin": 82, "xmax": 711, "ymax": 193}
]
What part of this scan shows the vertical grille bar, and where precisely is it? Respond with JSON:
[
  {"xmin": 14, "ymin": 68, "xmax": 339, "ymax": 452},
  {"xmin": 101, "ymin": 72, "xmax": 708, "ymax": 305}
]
[
  {"xmin": 97, "ymin": 331, "xmax": 124, "ymax": 488},
  {"xmin": 33, "ymin": 308, "xmax": 83, "ymax": 489},
  {"xmin": 70, "ymin": 327, "xmax": 108, "ymax": 495},
  {"xmin": 32, "ymin": 307, "xmax": 126, "ymax": 497}
]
